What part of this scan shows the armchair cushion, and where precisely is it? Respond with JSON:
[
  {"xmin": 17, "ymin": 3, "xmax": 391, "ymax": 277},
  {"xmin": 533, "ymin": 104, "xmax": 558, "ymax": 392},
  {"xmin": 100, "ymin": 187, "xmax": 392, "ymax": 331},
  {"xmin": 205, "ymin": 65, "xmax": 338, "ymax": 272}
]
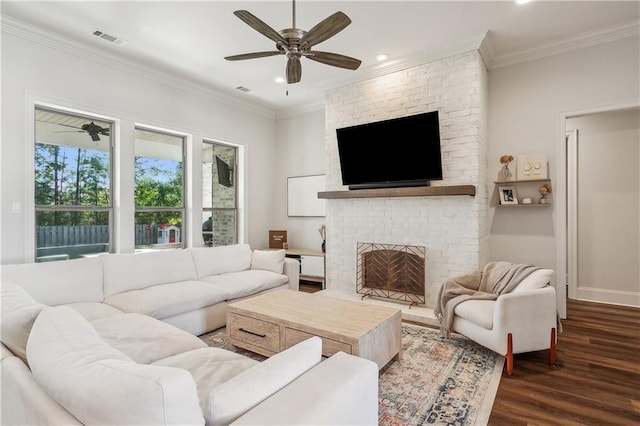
[{"xmin": 453, "ymin": 299, "xmax": 495, "ymax": 330}]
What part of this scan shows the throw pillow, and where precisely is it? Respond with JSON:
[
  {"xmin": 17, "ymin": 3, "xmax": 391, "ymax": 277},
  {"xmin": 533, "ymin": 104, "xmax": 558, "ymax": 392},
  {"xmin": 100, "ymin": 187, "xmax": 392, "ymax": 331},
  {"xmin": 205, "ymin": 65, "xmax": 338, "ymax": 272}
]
[
  {"xmin": 0, "ymin": 281, "xmax": 47, "ymax": 364},
  {"xmin": 512, "ymin": 269, "xmax": 554, "ymax": 293},
  {"xmin": 250, "ymin": 249, "xmax": 285, "ymax": 274}
]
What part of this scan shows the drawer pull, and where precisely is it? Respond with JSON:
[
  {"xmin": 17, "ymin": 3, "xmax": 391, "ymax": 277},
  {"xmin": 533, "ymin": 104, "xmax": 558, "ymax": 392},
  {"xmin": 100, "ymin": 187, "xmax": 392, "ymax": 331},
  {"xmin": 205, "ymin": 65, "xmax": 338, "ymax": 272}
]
[{"xmin": 239, "ymin": 327, "xmax": 266, "ymax": 338}]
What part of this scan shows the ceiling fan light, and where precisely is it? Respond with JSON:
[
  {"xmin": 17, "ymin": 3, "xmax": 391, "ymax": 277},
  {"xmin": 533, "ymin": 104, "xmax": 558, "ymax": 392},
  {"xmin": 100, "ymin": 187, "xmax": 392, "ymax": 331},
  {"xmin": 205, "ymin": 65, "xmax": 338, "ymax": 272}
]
[
  {"xmin": 375, "ymin": 53, "xmax": 388, "ymax": 62},
  {"xmin": 275, "ymin": 77, "xmax": 285, "ymax": 83}
]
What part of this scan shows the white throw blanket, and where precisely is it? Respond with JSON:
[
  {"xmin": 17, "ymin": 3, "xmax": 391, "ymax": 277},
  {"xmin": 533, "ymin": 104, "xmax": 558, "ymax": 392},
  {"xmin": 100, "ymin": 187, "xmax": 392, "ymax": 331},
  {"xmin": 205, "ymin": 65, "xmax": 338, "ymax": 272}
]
[{"xmin": 434, "ymin": 261, "xmax": 541, "ymax": 338}]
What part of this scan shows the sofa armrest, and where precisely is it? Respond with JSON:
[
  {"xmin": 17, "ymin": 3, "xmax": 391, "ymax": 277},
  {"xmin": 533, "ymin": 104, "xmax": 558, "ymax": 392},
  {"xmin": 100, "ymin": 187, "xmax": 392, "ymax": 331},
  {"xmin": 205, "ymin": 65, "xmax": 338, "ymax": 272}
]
[
  {"xmin": 283, "ymin": 257, "xmax": 300, "ymax": 291},
  {"xmin": 231, "ymin": 351, "xmax": 379, "ymax": 426},
  {"xmin": 493, "ymin": 286, "xmax": 558, "ymax": 353},
  {"xmin": 1, "ymin": 351, "xmax": 82, "ymax": 425}
]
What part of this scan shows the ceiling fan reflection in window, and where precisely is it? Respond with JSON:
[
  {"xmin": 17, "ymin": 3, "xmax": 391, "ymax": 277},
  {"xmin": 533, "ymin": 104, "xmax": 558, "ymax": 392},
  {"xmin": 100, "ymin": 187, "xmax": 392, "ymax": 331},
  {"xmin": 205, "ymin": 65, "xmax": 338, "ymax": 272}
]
[
  {"xmin": 224, "ymin": 0, "xmax": 361, "ymax": 84},
  {"xmin": 53, "ymin": 122, "xmax": 110, "ymax": 142}
]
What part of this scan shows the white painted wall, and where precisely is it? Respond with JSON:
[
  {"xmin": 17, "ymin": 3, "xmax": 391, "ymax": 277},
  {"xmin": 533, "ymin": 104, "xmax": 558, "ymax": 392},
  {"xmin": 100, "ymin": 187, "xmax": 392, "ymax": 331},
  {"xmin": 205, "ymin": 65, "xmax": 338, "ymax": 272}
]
[
  {"xmin": 566, "ymin": 109, "xmax": 639, "ymax": 306},
  {"xmin": 489, "ymin": 36, "xmax": 639, "ymax": 315},
  {"xmin": 1, "ymin": 28, "xmax": 277, "ymax": 264},
  {"xmin": 274, "ymin": 109, "xmax": 327, "ymax": 252}
]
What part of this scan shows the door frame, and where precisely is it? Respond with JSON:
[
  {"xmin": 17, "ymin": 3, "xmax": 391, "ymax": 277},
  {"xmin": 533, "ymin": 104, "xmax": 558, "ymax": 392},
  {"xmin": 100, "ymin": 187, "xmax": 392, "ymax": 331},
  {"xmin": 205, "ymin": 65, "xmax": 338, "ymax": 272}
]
[{"xmin": 555, "ymin": 99, "xmax": 640, "ymax": 317}]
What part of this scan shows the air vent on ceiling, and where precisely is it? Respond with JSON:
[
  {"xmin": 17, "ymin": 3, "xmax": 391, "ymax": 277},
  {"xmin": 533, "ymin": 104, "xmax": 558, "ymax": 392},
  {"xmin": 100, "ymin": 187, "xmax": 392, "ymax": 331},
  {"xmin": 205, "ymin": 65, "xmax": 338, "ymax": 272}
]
[
  {"xmin": 235, "ymin": 86, "xmax": 251, "ymax": 92},
  {"xmin": 92, "ymin": 30, "xmax": 126, "ymax": 45}
]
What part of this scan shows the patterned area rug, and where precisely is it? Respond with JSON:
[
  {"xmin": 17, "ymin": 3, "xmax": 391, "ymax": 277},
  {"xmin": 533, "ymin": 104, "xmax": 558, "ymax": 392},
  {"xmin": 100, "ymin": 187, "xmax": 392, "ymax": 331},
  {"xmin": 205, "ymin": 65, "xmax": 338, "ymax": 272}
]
[{"xmin": 200, "ymin": 323, "xmax": 503, "ymax": 425}]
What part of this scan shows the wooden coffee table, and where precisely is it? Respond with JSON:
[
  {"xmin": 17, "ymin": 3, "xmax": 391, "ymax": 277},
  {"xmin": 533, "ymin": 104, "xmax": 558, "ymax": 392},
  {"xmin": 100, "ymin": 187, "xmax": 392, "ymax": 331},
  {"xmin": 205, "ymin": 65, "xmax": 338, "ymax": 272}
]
[{"xmin": 227, "ymin": 289, "xmax": 402, "ymax": 369}]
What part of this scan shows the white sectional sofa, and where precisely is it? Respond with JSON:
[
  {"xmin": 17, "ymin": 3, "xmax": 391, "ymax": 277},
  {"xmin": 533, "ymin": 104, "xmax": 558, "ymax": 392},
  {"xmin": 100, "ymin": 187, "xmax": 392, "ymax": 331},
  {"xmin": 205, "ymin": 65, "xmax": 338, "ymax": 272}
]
[
  {"xmin": 3, "ymin": 244, "xmax": 297, "ymax": 336},
  {"xmin": 0, "ymin": 244, "xmax": 380, "ymax": 425}
]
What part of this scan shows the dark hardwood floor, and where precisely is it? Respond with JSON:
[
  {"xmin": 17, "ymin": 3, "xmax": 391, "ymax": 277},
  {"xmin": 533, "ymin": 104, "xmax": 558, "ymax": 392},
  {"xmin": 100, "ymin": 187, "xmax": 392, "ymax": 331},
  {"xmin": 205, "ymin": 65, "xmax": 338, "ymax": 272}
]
[
  {"xmin": 489, "ymin": 298, "xmax": 640, "ymax": 425},
  {"xmin": 299, "ymin": 284, "xmax": 639, "ymax": 424}
]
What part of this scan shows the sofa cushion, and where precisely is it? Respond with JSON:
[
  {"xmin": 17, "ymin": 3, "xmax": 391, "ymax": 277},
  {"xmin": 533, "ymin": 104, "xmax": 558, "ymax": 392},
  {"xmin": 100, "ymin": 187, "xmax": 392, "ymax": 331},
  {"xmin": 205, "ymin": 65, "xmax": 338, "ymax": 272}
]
[
  {"xmin": 90, "ymin": 313, "xmax": 207, "ymax": 364},
  {"xmin": 251, "ymin": 249, "xmax": 285, "ymax": 274},
  {"xmin": 155, "ymin": 336, "xmax": 322, "ymax": 426},
  {"xmin": 0, "ymin": 281, "xmax": 47, "ymax": 363},
  {"xmin": 454, "ymin": 299, "xmax": 495, "ymax": 330},
  {"xmin": 1, "ymin": 257, "xmax": 104, "ymax": 304},
  {"xmin": 27, "ymin": 306, "xmax": 205, "ymax": 426},
  {"xmin": 66, "ymin": 302, "xmax": 123, "ymax": 321},
  {"xmin": 103, "ymin": 250, "xmax": 198, "ymax": 297},
  {"xmin": 199, "ymin": 270, "xmax": 289, "ymax": 300},
  {"xmin": 512, "ymin": 269, "xmax": 554, "ymax": 293},
  {"xmin": 152, "ymin": 347, "xmax": 259, "ymax": 390},
  {"xmin": 104, "ymin": 280, "xmax": 230, "ymax": 320},
  {"xmin": 190, "ymin": 244, "xmax": 252, "ymax": 278}
]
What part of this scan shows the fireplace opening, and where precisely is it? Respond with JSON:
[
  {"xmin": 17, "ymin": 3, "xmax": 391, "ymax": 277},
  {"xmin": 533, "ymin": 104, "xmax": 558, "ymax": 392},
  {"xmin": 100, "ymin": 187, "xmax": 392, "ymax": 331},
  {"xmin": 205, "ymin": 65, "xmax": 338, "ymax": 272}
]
[{"xmin": 357, "ymin": 242, "xmax": 425, "ymax": 305}]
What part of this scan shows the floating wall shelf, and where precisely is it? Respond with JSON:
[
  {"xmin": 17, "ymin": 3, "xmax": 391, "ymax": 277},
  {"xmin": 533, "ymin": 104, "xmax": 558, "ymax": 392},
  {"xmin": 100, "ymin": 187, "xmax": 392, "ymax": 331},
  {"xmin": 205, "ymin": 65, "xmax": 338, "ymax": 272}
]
[{"xmin": 317, "ymin": 185, "xmax": 476, "ymax": 199}]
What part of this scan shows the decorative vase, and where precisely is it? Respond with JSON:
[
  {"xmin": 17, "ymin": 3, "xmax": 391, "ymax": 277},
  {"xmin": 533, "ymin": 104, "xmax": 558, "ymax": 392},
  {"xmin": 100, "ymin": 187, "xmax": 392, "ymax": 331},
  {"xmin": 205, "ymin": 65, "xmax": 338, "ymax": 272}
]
[
  {"xmin": 498, "ymin": 164, "xmax": 512, "ymax": 181},
  {"xmin": 539, "ymin": 195, "xmax": 549, "ymax": 204}
]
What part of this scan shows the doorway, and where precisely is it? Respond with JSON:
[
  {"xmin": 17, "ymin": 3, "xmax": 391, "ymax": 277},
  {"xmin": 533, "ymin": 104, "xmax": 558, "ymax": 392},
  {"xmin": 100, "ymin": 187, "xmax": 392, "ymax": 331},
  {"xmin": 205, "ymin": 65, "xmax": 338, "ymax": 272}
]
[{"xmin": 565, "ymin": 108, "xmax": 639, "ymax": 308}]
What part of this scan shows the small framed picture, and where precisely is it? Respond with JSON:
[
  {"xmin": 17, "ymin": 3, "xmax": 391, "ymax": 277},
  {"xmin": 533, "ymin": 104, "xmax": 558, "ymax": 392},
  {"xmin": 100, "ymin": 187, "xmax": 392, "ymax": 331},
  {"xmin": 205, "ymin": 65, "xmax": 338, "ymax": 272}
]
[{"xmin": 498, "ymin": 186, "xmax": 518, "ymax": 205}]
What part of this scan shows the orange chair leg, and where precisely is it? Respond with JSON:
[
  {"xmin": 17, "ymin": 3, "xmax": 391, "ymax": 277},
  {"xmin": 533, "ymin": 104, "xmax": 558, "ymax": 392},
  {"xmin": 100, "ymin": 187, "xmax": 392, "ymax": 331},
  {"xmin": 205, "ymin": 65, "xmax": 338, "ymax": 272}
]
[
  {"xmin": 549, "ymin": 327, "xmax": 557, "ymax": 367},
  {"xmin": 506, "ymin": 333, "xmax": 514, "ymax": 375}
]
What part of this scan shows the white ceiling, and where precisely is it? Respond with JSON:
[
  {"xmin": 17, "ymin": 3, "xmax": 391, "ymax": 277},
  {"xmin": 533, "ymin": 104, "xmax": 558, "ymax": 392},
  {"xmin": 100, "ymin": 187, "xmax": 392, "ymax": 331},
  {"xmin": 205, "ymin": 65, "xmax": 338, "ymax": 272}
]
[{"xmin": 2, "ymin": 1, "xmax": 639, "ymax": 116}]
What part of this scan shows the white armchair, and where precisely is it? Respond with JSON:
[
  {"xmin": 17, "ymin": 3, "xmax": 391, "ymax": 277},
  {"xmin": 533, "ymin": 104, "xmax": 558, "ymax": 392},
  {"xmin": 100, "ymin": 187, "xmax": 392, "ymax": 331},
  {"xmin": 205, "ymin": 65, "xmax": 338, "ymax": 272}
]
[{"xmin": 450, "ymin": 269, "xmax": 558, "ymax": 375}]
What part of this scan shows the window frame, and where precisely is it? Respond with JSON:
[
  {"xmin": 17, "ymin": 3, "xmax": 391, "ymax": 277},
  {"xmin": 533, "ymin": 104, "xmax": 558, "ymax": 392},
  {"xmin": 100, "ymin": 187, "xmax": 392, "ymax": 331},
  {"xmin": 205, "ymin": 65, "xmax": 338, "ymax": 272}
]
[
  {"xmin": 134, "ymin": 125, "xmax": 187, "ymax": 249},
  {"xmin": 33, "ymin": 105, "xmax": 114, "ymax": 261}
]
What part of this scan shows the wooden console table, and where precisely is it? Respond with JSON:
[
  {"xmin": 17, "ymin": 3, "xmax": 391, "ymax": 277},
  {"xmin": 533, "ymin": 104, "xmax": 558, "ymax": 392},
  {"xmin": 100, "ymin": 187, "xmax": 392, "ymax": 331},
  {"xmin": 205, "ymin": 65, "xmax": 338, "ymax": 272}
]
[{"xmin": 282, "ymin": 248, "xmax": 325, "ymax": 288}]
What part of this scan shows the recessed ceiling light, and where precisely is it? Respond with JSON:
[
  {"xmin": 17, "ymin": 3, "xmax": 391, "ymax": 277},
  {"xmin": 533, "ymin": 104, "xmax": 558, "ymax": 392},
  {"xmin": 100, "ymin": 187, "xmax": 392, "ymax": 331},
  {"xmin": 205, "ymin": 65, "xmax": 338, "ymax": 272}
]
[
  {"xmin": 375, "ymin": 54, "xmax": 389, "ymax": 62},
  {"xmin": 275, "ymin": 77, "xmax": 285, "ymax": 84},
  {"xmin": 516, "ymin": 0, "xmax": 531, "ymax": 4}
]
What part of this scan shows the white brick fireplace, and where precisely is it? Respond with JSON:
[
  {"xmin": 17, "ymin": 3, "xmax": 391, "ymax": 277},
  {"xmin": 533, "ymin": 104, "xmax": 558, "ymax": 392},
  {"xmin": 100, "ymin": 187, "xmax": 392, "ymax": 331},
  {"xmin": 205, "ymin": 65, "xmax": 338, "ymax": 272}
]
[{"xmin": 324, "ymin": 50, "xmax": 489, "ymax": 308}]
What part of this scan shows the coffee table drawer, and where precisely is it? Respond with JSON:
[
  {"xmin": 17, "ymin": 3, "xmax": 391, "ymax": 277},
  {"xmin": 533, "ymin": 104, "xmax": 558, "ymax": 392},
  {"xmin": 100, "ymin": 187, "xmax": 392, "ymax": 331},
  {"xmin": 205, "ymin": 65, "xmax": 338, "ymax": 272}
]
[
  {"xmin": 285, "ymin": 327, "xmax": 352, "ymax": 357},
  {"xmin": 228, "ymin": 313, "xmax": 280, "ymax": 353}
]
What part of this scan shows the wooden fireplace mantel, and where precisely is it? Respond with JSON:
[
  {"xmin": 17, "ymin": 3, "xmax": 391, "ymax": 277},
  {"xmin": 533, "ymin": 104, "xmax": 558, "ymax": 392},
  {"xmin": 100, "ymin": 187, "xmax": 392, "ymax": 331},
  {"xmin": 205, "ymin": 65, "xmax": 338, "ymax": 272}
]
[{"xmin": 317, "ymin": 184, "xmax": 476, "ymax": 199}]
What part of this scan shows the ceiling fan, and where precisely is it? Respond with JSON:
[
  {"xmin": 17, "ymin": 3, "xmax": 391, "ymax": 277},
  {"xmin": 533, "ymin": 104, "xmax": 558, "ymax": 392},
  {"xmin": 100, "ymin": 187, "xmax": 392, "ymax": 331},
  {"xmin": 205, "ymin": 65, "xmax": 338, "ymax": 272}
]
[
  {"xmin": 224, "ymin": 0, "xmax": 361, "ymax": 84},
  {"xmin": 53, "ymin": 122, "xmax": 110, "ymax": 142}
]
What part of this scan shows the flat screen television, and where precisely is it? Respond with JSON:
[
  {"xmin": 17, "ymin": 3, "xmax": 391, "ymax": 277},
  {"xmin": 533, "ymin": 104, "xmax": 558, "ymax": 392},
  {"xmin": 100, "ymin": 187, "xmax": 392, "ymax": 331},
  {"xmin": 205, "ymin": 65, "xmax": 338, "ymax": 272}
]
[
  {"xmin": 336, "ymin": 110, "xmax": 442, "ymax": 190},
  {"xmin": 216, "ymin": 156, "xmax": 232, "ymax": 187}
]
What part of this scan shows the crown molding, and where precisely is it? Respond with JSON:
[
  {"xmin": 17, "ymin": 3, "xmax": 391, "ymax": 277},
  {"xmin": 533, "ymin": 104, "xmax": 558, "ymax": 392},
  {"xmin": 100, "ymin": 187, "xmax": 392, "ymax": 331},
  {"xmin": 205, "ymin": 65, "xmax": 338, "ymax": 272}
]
[
  {"xmin": 275, "ymin": 99, "xmax": 325, "ymax": 120},
  {"xmin": 1, "ymin": 15, "xmax": 277, "ymax": 119},
  {"xmin": 489, "ymin": 19, "xmax": 640, "ymax": 69}
]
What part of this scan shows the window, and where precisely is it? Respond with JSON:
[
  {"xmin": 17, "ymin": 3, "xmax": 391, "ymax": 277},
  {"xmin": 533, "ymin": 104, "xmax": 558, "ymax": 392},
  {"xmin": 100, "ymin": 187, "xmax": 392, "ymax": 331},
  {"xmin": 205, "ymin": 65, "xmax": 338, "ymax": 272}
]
[
  {"xmin": 134, "ymin": 127, "xmax": 185, "ymax": 250},
  {"xmin": 34, "ymin": 107, "xmax": 112, "ymax": 261},
  {"xmin": 202, "ymin": 141, "xmax": 237, "ymax": 246}
]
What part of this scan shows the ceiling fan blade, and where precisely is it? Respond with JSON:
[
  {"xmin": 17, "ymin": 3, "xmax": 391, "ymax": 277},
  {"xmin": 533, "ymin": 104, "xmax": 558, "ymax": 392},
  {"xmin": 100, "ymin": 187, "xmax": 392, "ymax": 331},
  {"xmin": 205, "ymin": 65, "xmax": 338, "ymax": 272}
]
[
  {"xmin": 225, "ymin": 51, "xmax": 282, "ymax": 61},
  {"xmin": 89, "ymin": 133, "xmax": 101, "ymax": 142},
  {"xmin": 306, "ymin": 51, "xmax": 361, "ymax": 70},
  {"xmin": 286, "ymin": 57, "xmax": 302, "ymax": 84},
  {"xmin": 233, "ymin": 10, "xmax": 287, "ymax": 45},
  {"xmin": 300, "ymin": 11, "xmax": 351, "ymax": 47}
]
